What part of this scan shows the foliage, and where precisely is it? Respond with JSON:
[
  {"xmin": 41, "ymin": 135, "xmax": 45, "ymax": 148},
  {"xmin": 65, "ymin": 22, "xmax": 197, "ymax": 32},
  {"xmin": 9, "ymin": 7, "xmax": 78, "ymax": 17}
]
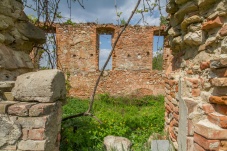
[
  {"xmin": 152, "ymin": 48, "xmax": 163, "ymax": 70},
  {"xmin": 60, "ymin": 94, "xmax": 165, "ymax": 151},
  {"xmin": 160, "ymin": 16, "xmax": 168, "ymax": 26}
]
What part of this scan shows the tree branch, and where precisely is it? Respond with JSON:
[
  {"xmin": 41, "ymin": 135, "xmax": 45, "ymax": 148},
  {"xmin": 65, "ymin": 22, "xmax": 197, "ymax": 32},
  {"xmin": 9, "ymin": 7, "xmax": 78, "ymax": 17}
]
[{"xmin": 62, "ymin": 0, "xmax": 142, "ymax": 121}]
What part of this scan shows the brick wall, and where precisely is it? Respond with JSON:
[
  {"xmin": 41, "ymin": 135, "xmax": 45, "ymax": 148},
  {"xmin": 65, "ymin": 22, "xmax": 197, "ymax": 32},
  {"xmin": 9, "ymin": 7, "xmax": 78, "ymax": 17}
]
[
  {"xmin": 56, "ymin": 24, "xmax": 166, "ymax": 98},
  {"xmin": 165, "ymin": 0, "xmax": 227, "ymax": 150}
]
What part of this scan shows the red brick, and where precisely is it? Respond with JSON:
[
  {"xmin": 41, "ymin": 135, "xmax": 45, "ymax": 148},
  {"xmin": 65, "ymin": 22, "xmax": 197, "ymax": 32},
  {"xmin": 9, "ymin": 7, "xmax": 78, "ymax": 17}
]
[
  {"xmin": 200, "ymin": 61, "xmax": 210, "ymax": 70},
  {"xmin": 211, "ymin": 78, "xmax": 227, "ymax": 87},
  {"xmin": 8, "ymin": 103, "xmax": 36, "ymax": 116},
  {"xmin": 169, "ymin": 126, "xmax": 177, "ymax": 141},
  {"xmin": 185, "ymin": 78, "xmax": 200, "ymax": 88},
  {"xmin": 170, "ymin": 118, "xmax": 178, "ymax": 127},
  {"xmin": 194, "ymin": 143, "xmax": 206, "ymax": 151},
  {"xmin": 220, "ymin": 24, "xmax": 227, "ymax": 36},
  {"xmin": 192, "ymin": 88, "xmax": 200, "ymax": 97},
  {"xmin": 202, "ymin": 103, "xmax": 215, "ymax": 114},
  {"xmin": 208, "ymin": 112, "xmax": 227, "ymax": 128},
  {"xmin": 209, "ymin": 96, "xmax": 227, "ymax": 105},
  {"xmin": 166, "ymin": 95, "xmax": 173, "ymax": 101},
  {"xmin": 28, "ymin": 129, "xmax": 45, "ymax": 140},
  {"xmin": 194, "ymin": 133, "xmax": 220, "ymax": 150},
  {"xmin": 195, "ymin": 119, "xmax": 227, "ymax": 139},
  {"xmin": 173, "ymin": 112, "xmax": 179, "ymax": 121},
  {"xmin": 29, "ymin": 103, "xmax": 55, "ymax": 116},
  {"xmin": 214, "ymin": 104, "xmax": 227, "ymax": 115},
  {"xmin": 173, "ymin": 106, "xmax": 179, "ymax": 114},
  {"xmin": 202, "ymin": 16, "xmax": 224, "ymax": 30}
]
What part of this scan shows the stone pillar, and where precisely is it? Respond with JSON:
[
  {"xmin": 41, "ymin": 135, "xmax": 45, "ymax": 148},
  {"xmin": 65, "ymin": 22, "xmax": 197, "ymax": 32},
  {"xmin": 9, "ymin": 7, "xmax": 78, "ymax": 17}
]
[{"xmin": 0, "ymin": 69, "xmax": 66, "ymax": 151}]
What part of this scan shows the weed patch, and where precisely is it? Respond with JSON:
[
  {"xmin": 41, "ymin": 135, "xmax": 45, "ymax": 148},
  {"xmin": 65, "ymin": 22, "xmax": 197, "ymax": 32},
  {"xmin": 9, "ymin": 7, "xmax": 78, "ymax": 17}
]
[{"xmin": 60, "ymin": 94, "xmax": 165, "ymax": 151}]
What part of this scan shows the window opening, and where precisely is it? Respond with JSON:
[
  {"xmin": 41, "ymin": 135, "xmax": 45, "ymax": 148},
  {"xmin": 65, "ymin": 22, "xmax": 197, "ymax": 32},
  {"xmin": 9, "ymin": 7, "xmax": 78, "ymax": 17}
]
[
  {"xmin": 152, "ymin": 35, "xmax": 164, "ymax": 70},
  {"xmin": 99, "ymin": 34, "xmax": 112, "ymax": 70}
]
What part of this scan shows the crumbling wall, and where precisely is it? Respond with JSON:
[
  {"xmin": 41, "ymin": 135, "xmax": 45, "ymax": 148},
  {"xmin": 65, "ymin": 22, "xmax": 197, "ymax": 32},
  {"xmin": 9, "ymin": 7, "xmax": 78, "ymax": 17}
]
[
  {"xmin": 0, "ymin": 70, "xmax": 66, "ymax": 151},
  {"xmin": 0, "ymin": 1, "xmax": 65, "ymax": 151},
  {"xmin": 0, "ymin": 0, "xmax": 45, "ymax": 100},
  {"xmin": 57, "ymin": 24, "xmax": 165, "ymax": 98},
  {"xmin": 165, "ymin": 0, "xmax": 227, "ymax": 150}
]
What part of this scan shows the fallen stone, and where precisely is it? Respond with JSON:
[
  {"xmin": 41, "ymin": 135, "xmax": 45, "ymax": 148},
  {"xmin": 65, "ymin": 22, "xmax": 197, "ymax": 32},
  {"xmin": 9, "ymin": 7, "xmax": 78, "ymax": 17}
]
[
  {"xmin": 12, "ymin": 69, "xmax": 66, "ymax": 102},
  {"xmin": 151, "ymin": 140, "xmax": 174, "ymax": 151},
  {"xmin": 104, "ymin": 136, "xmax": 132, "ymax": 151}
]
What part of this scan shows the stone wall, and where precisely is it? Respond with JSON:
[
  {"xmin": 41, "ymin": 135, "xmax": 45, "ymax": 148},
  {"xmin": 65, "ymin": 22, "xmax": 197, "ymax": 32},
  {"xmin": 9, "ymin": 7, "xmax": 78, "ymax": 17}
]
[
  {"xmin": 0, "ymin": 1, "xmax": 66, "ymax": 151},
  {"xmin": 56, "ymin": 24, "xmax": 166, "ymax": 98},
  {"xmin": 165, "ymin": 0, "xmax": 227, "ymax": 150},
  {"xmin": 0, "ymin": 69, "xmax": 66, "ymax": 151},
  {"xmin": 0, "ymin": 0, "xmax": 45, "ymax": 100}
]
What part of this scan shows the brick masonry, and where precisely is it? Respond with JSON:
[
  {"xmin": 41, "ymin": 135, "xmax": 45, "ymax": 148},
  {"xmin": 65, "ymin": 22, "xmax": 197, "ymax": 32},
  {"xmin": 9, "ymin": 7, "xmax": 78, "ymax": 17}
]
[
  {"xmin": 166, "ymin": 0, "xmax": 227, "ymax": 150},
  {"xmin": 56, "ymin": 24, "xmax": 167, "ymax": 98}
]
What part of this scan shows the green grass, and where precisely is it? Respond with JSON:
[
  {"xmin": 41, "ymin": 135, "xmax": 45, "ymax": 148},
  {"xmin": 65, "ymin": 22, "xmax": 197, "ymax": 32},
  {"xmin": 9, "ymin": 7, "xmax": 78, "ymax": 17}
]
[{"xmin": 60, "ymin": 94, "xmax": 165, "ymax": 151}]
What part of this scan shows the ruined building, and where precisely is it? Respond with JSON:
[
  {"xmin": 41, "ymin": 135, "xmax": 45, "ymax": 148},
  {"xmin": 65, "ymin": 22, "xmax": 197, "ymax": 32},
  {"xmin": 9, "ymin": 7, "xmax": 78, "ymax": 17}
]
[{"xmin": 56, "ymin": 24, "xmax": 167, "ymax": 98}]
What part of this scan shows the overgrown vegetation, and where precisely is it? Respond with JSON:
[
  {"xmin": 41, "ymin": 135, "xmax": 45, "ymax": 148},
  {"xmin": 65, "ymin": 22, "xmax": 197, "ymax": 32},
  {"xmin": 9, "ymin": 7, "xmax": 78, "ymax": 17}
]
[{"xmin": 60, "ymin": 94, "xmax": 165, "ymax": 151}]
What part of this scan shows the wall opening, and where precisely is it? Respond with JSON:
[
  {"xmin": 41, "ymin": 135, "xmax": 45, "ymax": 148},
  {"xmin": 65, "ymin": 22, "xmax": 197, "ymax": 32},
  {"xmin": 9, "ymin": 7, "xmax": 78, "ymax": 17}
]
[
  {"xmin": 98, "ymin": 34, "xmax": 112, "ymax": 70},
  {"xmin": 152, "ymin": 35, "xmax": 164, "ymax": 70}
]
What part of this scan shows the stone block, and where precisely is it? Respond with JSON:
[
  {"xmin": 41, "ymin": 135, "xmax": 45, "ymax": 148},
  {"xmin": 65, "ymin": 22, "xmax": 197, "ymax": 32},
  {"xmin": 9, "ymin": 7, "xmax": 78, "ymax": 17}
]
[
  {"xmin": 12, "ymin": 69, "xmax": 66, "ymax": 102},
  {"xmin": 211, "ymin": 78, "xmax": 227, "ymax": 86},
  {"xmin": 194, "ymin": 133, "xmax": 220, "ymax": 150},
  {"xmin": 29, "ymin": 103, "xmax": 56, "ymax": 116},
  {"xmin": 8, "ymin": 102, "xmax": 36, "ymax": 116},
  {"xmin": 195, "ymin": 119, "xmax": 227, "ymax": 139},
  {"xmin": 18, "ymin": 140, "xmax": 46, "ymax": 150},
  {"xmin": 219, "ymin": 24, "xmax": 227, "ymax": 37},
  {"xmin": 210, "ymin": 58, "xmax": 227, "ymax": 69},
  {"xmin": 103, "ymin": 136, "xmax": 132, "ymax": 151},
  {"xmin": 16, "ymin": 117, "xmax": 47, "ymax": 128},
  {"xmin": 151, "ymin": 140, "xmax": 174, "ymax": 151}
]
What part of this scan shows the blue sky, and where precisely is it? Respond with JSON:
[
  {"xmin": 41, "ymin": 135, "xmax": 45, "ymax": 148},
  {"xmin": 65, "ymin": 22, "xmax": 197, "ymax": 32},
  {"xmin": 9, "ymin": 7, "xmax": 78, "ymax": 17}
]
[{"xmin": 24, "ymin": 0, "xmax": 167, "ymax": 69}]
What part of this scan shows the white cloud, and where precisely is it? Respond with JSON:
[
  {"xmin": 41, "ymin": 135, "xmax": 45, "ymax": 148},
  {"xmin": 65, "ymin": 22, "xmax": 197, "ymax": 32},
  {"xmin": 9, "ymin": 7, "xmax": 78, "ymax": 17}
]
[{"xmin": 99, "ymin": 49, "xmax": 112, "ymax": 70}]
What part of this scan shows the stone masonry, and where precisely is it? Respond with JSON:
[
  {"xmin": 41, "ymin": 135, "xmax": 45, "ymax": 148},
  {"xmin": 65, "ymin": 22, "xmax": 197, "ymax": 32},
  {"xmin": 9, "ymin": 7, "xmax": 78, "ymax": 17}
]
[
  {"xmin": 0, "ymin": 1, "xmax": 66, "ymax": 151},
  {"xmin": 0, "ymin": 69, "xmax": 66, "ymax": 151},
  {"xmin": 56, "ymin": 24, "xmax": 166, "ymax": 98},
  {"xmin": 165, "ymin": 0, "xmax": 227, "ymax": 150}
]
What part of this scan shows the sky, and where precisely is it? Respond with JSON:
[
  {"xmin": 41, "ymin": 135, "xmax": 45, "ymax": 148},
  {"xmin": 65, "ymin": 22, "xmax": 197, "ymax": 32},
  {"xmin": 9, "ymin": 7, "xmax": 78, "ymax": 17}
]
[{"xmin": 24, "ymin": 0, "xmax": 167, "ymax": 69}]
